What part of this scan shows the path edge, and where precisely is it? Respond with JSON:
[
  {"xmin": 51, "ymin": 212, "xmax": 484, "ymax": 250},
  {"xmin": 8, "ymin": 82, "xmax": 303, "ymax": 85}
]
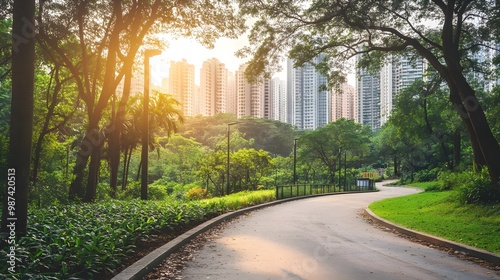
[{"xmin": 364, "ymin": 207, "xmax": 500, "ymax": 265}]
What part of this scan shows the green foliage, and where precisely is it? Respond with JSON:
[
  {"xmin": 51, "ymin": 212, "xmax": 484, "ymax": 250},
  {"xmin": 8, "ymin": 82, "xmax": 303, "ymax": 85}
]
[
  {"xmin": 0, "ymin": 190, "xmax": 275, "ymax": 278},
  {"xmin": 437, "ymin": 171, "xmax": 470, "ymax": 191},
  {"xmin": 299, "ymin": 119, "xmax": 372, "ymax": 183},
  {"xmin": 230, "ymin": 148, "xmax": 273, "ymax": 192},
  {"xmin": 118, "ymin": 182, "xmax": 167, "ymax": 201},
  {"xmin": 201, "ymin": 190, "xmax": 275, "ymax": 210},
  {"xmin": 455, "ymin": 171, "xmax": 500, "ymax": 205},
  {"xmin": 412, "ymin": 168, "xmax": 441, "ymax": 183},
  {"xmin": 179, "ymin": 114, "xmax": 296, "ymax": 156},
  {"xmin": 437, "ymin": 170, "xmax": 500, "ymax": 204},
  {"xmin": 186, "ymin": 187, "xmax": 209, "ymax": 200}
]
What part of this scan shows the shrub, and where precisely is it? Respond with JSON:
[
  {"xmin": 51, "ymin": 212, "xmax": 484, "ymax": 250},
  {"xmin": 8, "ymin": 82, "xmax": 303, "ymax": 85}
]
[
  {"xmin": 455, "ymin": 170, "xmax": 500, "ymax": 204},
  {"xmin": 186, "ymin": 187, "xmax": 209, "ymax": 200},
  {"xmin": 118, "ymin": 182, "xmax": 167, "ymax": 200},
  {"xmin": 414, "ymin": 167, "xmax": 440, "ymax": 182},
  {"xmin": 437, "ymin": 170, "xmax": 469, "ymax": 191},
  {"xmin": 0, "ymin": 199, "xmax": 228, "ymax": 279}
]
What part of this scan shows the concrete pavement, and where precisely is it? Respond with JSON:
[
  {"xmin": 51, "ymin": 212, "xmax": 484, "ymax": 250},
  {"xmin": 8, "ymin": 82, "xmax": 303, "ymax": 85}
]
[{"xmin": 180, "ymin": 183, "xmax": 499, "ymax": 280}]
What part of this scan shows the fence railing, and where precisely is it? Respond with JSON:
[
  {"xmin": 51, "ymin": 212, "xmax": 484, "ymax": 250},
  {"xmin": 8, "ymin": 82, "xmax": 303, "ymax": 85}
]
[{"xmin": 276, "ymin": 179, "xmax": 375, "ymax": 200}]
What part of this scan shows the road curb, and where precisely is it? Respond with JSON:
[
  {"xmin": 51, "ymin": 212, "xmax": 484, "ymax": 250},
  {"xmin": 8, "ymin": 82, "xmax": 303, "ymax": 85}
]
[
  {"xmin": 112, "ymin": 190, "xmax": 377, "ymax": 280},
  {"xmin": 364, "ymin": 208, "xmax": 500, "ymax": 266}
]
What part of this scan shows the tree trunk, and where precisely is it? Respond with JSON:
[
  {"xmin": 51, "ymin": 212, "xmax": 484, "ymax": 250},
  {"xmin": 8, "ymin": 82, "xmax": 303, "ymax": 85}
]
[
  {"xmin": 124, "ymin": 147, "xmax": 132, "ymax": 190},
  {"xmin": 121, "ymin": 149, "xmax": 128, "ymax": 191},
  {"xmin": 393, "ymin": 156, "xmax": 398, "ymax": 177},
  {"xmin": 453, "ymin": 129, "xmax": 461, "ymax": 170},
  {"xmin": 136, "ymin": 158, "xmax": 142, "ymax": 181},
  {"xmin": 2, "ymin": 0, "xmax": 36, "ymax": 236},
  {"xmin": 84, "ymin": 144, "xmax": 102, "ymax": 202},
  {"xmin": 442, "ymin": 36, "xmax": 500, "ymax": 182},
  {"xmin": 109, "ymin": 66, "xmax": 133, "ymax": 195},
  {"xmin": 69, "ymin": 123, "xmax": 102, "ymax": 200},
  {"xmin": 449, "ymin": 86, "xmax": 486, "ymax": 170}
]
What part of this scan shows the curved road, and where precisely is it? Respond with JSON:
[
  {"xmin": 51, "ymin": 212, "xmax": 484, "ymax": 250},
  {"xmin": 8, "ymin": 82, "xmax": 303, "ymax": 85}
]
[{"xmin": 181, "ymin": 183, "xmax": 499, "ymax": 280}]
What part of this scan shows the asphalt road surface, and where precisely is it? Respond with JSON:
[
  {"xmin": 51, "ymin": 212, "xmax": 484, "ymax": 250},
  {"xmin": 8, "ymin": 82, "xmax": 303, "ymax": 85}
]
[{"xmin": 181, "ymin": 182, "xmax": 499, "ymax": 280}]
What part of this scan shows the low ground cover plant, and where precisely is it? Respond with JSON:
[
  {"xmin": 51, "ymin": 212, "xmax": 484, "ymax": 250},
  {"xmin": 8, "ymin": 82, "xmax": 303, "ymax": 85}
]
[{"xmin": 0, "ymin": 190, "xmax": 275, "ymax": 279}]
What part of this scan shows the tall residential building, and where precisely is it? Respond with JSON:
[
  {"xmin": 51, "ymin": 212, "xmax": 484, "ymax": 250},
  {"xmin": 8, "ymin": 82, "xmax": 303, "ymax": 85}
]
[
  {"xmin": 287, "ymin": 54, "xmax": 331, "ymax": 130},
  {"xmin": 357, "ymin": 67, "xmax": 380, "ymax": 131},
  {"xmin": 236, "ymin": 64, "xmax": 265, "ymax": 118},
  {"xmin": 332, "ymin": 83, "xmax": 357, "ymax": 121},
  {"xmin": 271, "ymin": 78, "xmax": 287, "ymax": 122},
  {"xmin": 263, "ymin": 79, "xmax": 272, "ymax": 119},
  {"xmin": 199, "ymin": 58, "xmax": 228, "ymax": 116},
  {"xmin": 116, "ymin": 70, "xmax": 144, "ymax": 97},
  {"xmin": 474, "ymin": 42, "xmax": 500, "ymax": 93},
  {"xmin": 226, "ymin": 71, "xmax": 237, "ymax": 115},
  {"xmin": 169, "ymin": 59, "xmax": 196, "ymax": 116},
  {"xmin": 380, "ymin": 55, "xmax": 425, "ymax": 125}
]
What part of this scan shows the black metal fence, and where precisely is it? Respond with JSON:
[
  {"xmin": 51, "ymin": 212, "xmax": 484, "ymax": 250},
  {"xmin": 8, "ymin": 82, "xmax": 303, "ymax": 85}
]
[{"xmin": 275, "ymin": 178, "xmax": 375, "ymax": 200}]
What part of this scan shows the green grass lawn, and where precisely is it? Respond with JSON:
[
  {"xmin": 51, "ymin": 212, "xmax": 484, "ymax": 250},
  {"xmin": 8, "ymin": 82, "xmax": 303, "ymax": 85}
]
[
  {"xmin": 369, "ymin": 182, "xmax": 500, "ymax": 254},
  {"xmin": 201, "ymin": 190, "xmax": 275, "ymax": 210}
]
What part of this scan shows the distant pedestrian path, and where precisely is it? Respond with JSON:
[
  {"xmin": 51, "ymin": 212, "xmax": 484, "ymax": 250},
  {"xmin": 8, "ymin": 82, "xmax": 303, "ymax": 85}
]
[{"xmin": 180, "ymin": 181, "xmax": 498, "ymax": 280}]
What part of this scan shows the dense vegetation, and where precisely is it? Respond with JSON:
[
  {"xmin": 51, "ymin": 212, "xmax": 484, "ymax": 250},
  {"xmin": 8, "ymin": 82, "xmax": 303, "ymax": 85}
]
[{"xmin": 0, "ymin": 190, "xmax": 275, "ymax": 279}]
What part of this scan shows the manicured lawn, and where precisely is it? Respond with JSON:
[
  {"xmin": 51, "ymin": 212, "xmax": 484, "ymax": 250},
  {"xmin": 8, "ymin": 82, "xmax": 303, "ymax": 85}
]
[
  {"xmin": 369, "ymin": 184, "xmax": 500, "ymax": 254},
  {"xmin": 201, "ymin": 190, "xmax": 275, "ymax": 210},
  {"xmin": 405, "ymin": 181, "xmax": 439, "ymax": 190}
]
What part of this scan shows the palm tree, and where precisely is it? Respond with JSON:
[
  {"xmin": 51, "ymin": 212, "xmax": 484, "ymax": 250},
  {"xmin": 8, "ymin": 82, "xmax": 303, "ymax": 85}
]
[{"xmin": 118, "ymin": 92, "xmax": 184, "ymax": 192}]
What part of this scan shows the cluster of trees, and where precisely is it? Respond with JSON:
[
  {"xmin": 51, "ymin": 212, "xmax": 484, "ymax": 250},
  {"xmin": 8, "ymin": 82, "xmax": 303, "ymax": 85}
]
[
  {"xmin": 374, "ymin": 78, "xmax": 500, "ymax": 184},
  {"xmin": 1, "ymin": 0, "xmax": 244, "ymax": 234},
  {"xmin": 239, "ymin": 0, "xmax": 500, "ymax": 186}
]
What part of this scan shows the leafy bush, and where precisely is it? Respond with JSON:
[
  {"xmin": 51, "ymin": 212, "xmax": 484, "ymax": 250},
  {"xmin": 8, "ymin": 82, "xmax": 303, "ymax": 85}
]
[
  {"xmin": 438, "ymin": 169, "xmax": 500, "ymax": 204},
  {"xmin": 0, "ymin": 190, "xmax": 275, "ymax": 279},
  {"xmin": 118, "ymin": 182, "xmax": 166, "ymax": 200},
  {"xmin": 414, "ymin": 168, "xmax": 440, "ymax": 183},
  {"xmin": 455, "ymin": 171, "xmax": 500, "ymax": 204},
  {"xmin": 186, "ymin": 187, "xmax": 208, "ymax": 200},
  {"xmin": 202, "ymin": 190, "xmax": 275, "ymax": 210},
  {"xmin": 437, "ymin": 170, "xmax": 469, "ymax": 191},
  {"xmin": 0, "ymin": 200, "xmax": 225, "ymax": 279}
]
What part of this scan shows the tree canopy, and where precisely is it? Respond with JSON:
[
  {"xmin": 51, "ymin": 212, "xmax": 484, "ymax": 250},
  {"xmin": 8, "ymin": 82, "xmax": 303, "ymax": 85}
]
[{"xmin": 239, "ymin": 0, "xmax": 500, "ymax": 184}]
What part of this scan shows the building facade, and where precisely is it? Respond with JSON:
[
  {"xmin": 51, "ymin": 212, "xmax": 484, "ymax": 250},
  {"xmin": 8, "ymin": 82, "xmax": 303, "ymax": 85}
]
[
  {"xmin": 357, "ymin": 67, "xmax": 381, "ymax": 131},
  {"xmin": 271, "ymin": 78, "xmax": 287, "ymax": 122},
  {"xmin": 169, "ymin": 59, "xmax": 196, "ymax": 116},
  {"xmin": 236, "ymin": 64, "xmax": 266, "ymax": 118},
  {"xmin": 287, "ymin": 54, "xmax": 331, "ymax": 130},
  {"xmin": 332, "ymin": 83, "xmax": 357, "ymax": 122},
  {"xmin": 379, "ymin": 55, "xmax": 425, "ymax": 126},
  {"xmin": 199, "ymin": 58, "xmax": 228, "ymax": 116}
]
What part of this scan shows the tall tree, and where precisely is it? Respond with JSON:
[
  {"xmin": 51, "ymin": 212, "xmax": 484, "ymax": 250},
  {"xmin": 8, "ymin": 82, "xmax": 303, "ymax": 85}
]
[
  {"xmin": 299, "ymin": 119, "xmax": 371, "ymax": 183},
  {"xmin": 1, "ymin": 0, "xmax": 35, "ymax": 235},
  {"xmin": 239, "ymin": 0, "xmax": 500, "ymax": 184}
]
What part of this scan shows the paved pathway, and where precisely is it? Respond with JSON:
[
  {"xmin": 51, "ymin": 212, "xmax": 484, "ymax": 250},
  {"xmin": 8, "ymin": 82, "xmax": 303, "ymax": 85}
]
[{"xmin": 181, "ymin": 182, "xmax": 499, "ymax": 280}]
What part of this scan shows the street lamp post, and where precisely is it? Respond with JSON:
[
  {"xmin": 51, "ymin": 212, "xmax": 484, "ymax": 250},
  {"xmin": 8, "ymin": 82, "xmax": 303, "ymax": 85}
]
[
  {"xmin": 338, "ymin": 148, "xmax": 341, "ymax": 189},
  {"xmin": 293, "ymin": 138, "xmax": 298, "ymax": 185},
  {"xmin": 226, "ymin": 122, "xmax": 239, "ymax": 196},
  {"xmin": 344, "ymin": 150, "xmax": 347, "ymax": 190},
  {"xmin": 141, "ymin": 49, "xmax": 162, "ymax": 200}
]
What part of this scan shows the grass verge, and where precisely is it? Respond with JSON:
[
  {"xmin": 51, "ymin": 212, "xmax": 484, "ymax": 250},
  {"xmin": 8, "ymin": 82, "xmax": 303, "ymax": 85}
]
[{"xmin": 369, "ymin": 182, "xmax": 500, "ymax": 254}]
